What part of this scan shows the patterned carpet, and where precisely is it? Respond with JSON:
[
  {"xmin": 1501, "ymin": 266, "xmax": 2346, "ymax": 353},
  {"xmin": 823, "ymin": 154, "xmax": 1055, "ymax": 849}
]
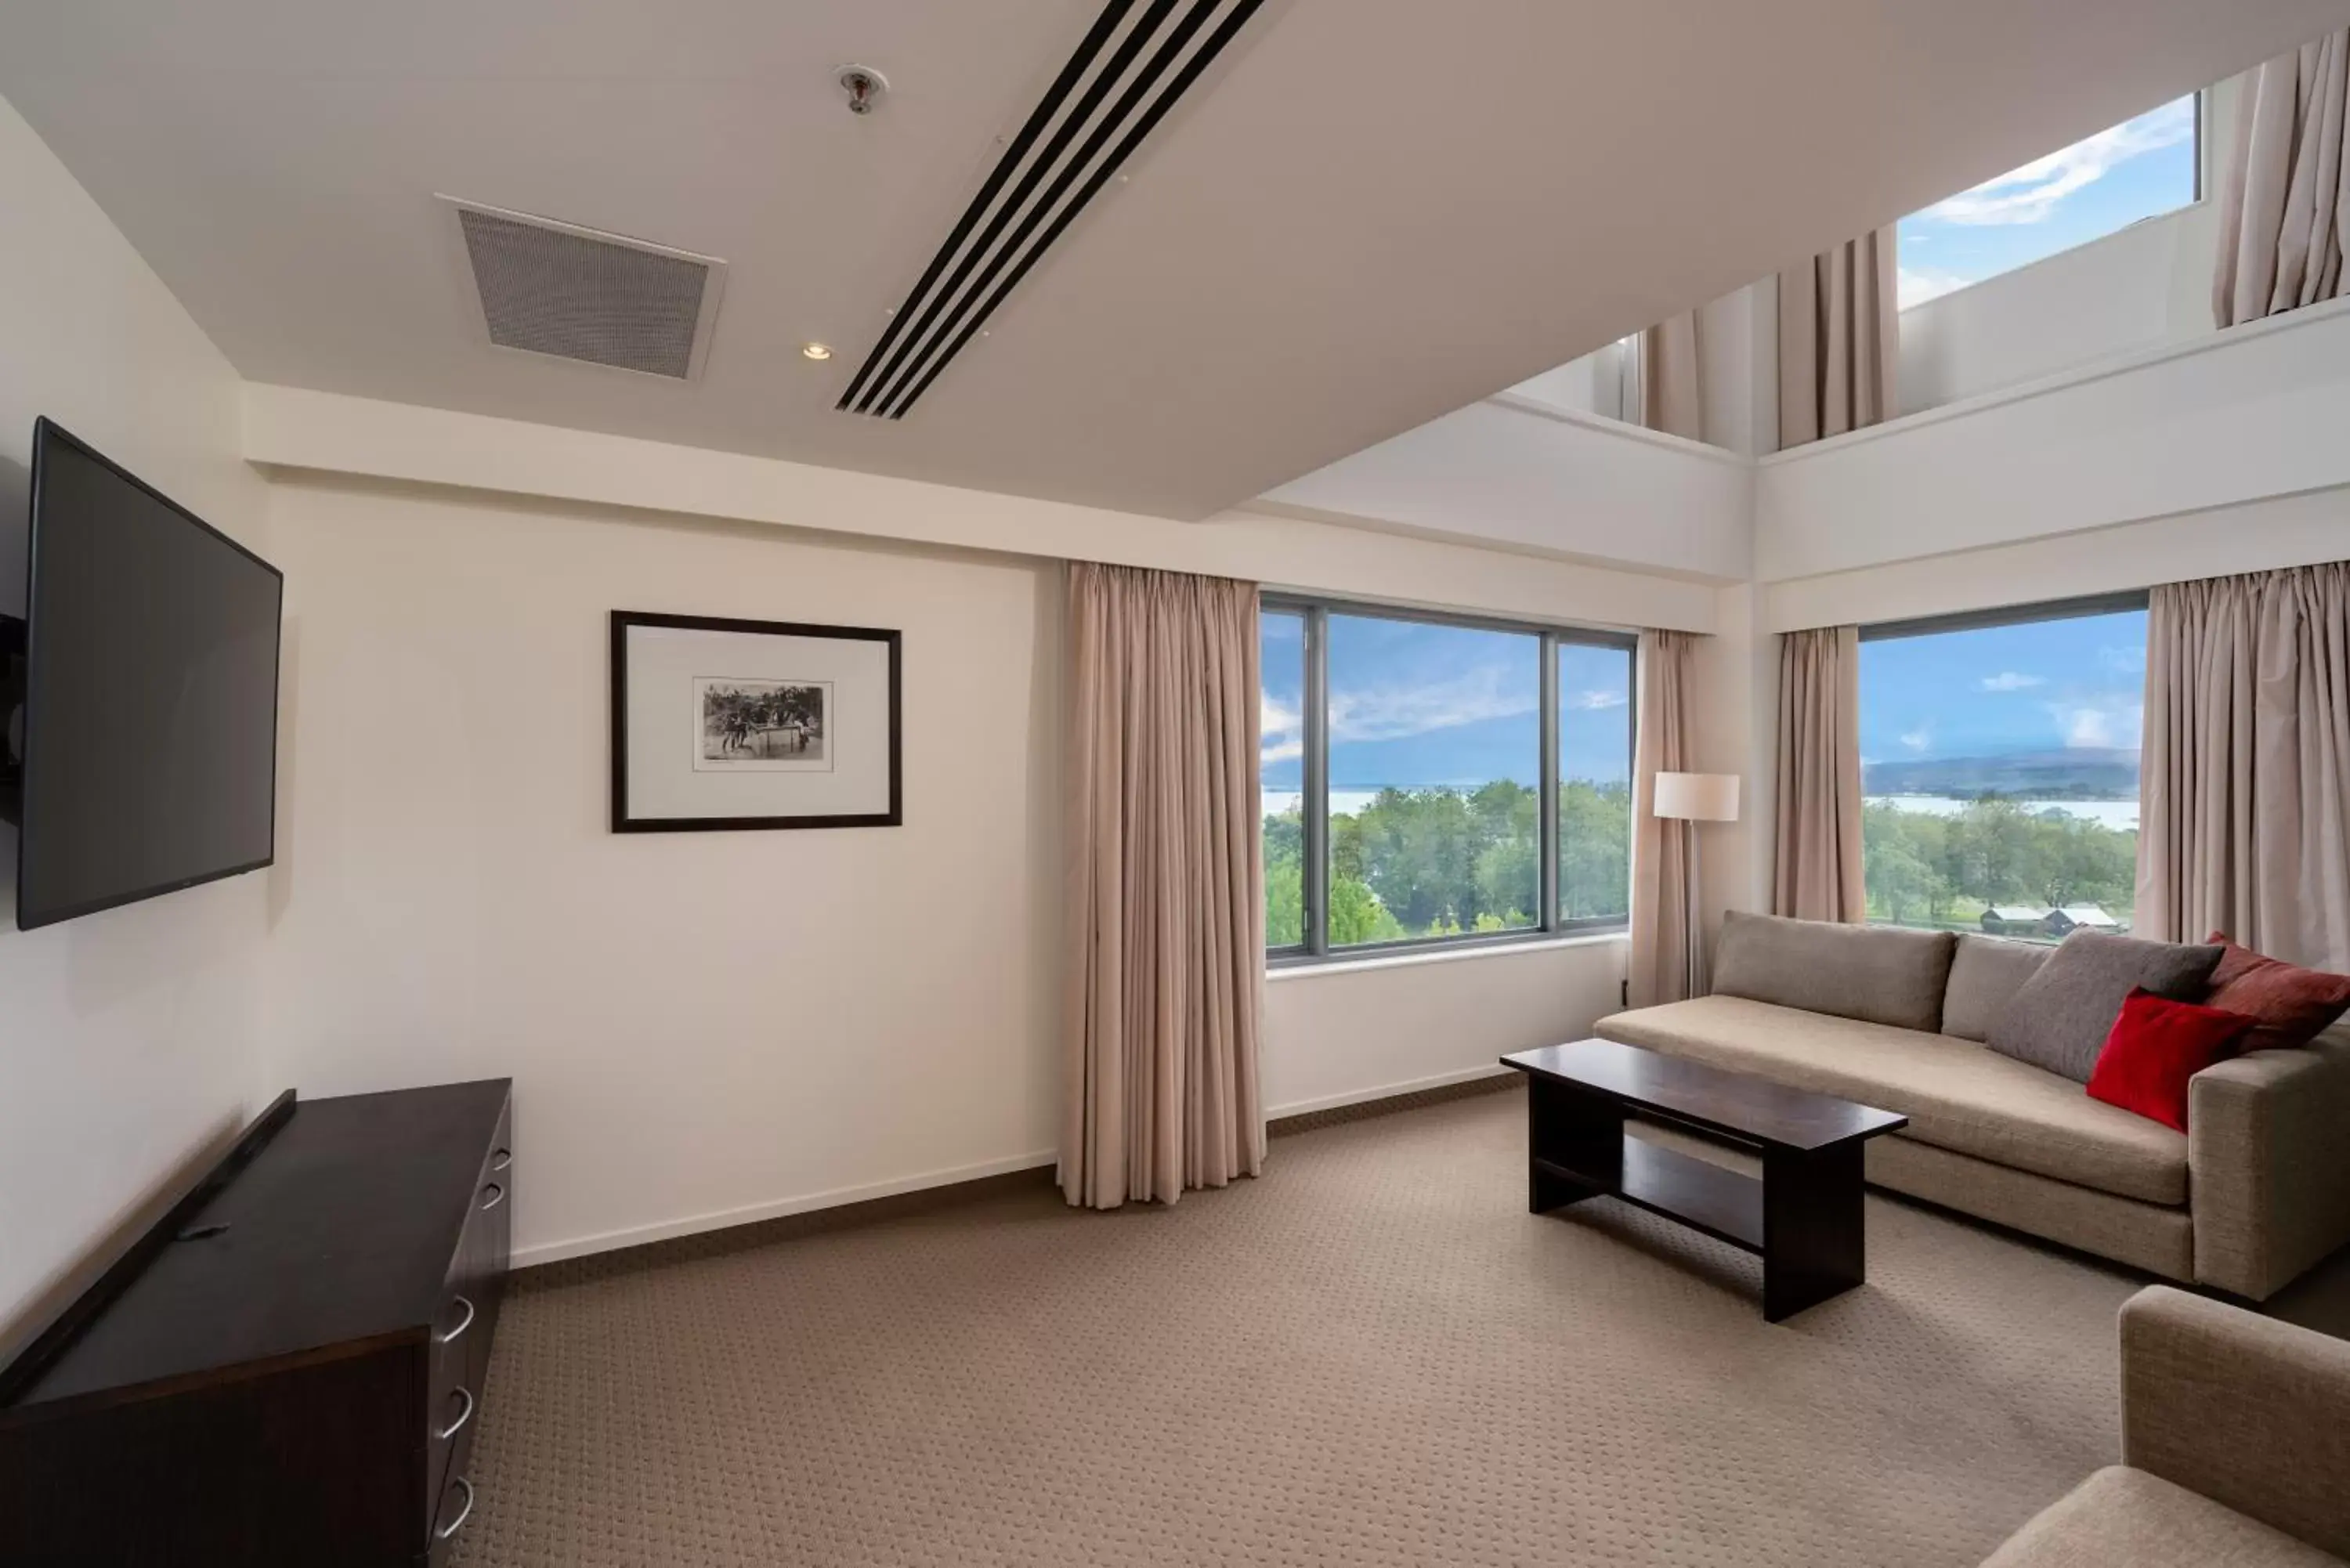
[{"xmin": 450, "ymin": 1082, "xmax": 2145, "ymax": 1566}]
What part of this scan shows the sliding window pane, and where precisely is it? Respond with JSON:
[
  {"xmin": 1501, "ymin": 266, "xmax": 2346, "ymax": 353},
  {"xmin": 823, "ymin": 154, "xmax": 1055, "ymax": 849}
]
[
  {"xmin": 1326, "ymin": 615, "xmax": 1540, "ymax": 944},
  {"xmin": 1558, "ymin": 641, "xmax": 1634, "ymax": 922},
  {"xmin": 1260, "ymin": 609, "xmax": 1307, "ymax": 950}
]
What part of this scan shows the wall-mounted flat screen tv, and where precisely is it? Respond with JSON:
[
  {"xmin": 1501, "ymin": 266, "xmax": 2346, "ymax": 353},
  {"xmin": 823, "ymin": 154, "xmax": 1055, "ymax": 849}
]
[{"xmin": 10, "ymin": 419, "xmax": 283, "ymax": 930}]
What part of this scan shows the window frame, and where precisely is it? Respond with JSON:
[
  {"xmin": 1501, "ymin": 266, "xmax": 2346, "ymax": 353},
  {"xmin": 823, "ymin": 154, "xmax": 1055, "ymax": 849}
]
[
  {"xmin": 1261, "ymin": 594, "xmax": 1636, "ymax": 968},
  {"xmin": 1857, "ymin": 588, "xmax": 2151, "ymax": 647},
  {"xmin": 1895, "ymin": 89, "xmax": 2205, "ymax": 314},
  {"xmin": 1855, "ymin": 587, "xmax": 2152, "ymax": 937}
]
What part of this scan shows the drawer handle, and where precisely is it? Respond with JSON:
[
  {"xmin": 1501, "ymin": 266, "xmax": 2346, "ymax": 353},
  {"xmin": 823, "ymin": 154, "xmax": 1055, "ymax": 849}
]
[
  {"xmin": 437, "ymin": 1295, "xmax": 476, "ymax": 1346},
  {"xmin": 490, "ymin": 1147, "xmax": 512, "ymax": 1172},
  {"xmin": 436, "ymin": 1476, "xmax": 475, "ymax": 1541},
  {"xmin": 479, "ymin": 1182, "xmax": 506, "ymax": 1211},
  {"xmin": 437, "ymin": 1385, "xmax": 475, "ymax": 1442}
]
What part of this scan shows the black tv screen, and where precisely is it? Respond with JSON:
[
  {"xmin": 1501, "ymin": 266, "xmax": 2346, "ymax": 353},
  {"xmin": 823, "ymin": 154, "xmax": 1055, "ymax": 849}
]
[{"xmin": 14, "ymin": 420, "xmax": 283, "ymax": 930}]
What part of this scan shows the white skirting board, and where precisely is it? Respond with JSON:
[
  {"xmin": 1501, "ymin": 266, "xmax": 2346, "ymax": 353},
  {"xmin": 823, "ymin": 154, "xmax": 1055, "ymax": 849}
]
[{"xmin": 514, "ymin": 1064, "xmax": 1518, "ymax": 1267}]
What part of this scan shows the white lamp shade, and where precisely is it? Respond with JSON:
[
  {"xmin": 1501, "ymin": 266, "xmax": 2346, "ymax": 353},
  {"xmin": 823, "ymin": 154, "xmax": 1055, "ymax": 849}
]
[{"xmin": 1653, "ymin": 771, "xmax": 1740, "ymax": 822}]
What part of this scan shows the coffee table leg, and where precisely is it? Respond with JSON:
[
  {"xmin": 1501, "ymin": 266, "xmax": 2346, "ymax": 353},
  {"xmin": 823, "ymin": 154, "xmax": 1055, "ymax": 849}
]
[
  {"xmin": 1762, "ymin": 1141, "xmax": 1866, "ymax": 1322},
  {"xmin": 1528, "ymin": 1077, "xmax": 1625, "ymax": 1213}
]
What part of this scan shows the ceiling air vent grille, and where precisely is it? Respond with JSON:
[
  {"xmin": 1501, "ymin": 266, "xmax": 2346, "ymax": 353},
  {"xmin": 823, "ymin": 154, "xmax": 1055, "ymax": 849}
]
[
  {"xmin": 446, "ymin": 199, "xmax": 728, "ymax": 381},
  {"xmin": 839, "ymin": 0, "xmax": 1266, "ymax": 420}
]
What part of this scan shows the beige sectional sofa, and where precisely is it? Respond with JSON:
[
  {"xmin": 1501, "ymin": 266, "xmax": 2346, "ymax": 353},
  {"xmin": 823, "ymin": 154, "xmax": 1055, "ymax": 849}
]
[
  {"xmin": 1599, "ymin": 914, "xmax": 2350, "ymax": 1299},
  {"xmin": 1982, "ymin": 1287, "xmax": 2350, "ymax": 1566}
]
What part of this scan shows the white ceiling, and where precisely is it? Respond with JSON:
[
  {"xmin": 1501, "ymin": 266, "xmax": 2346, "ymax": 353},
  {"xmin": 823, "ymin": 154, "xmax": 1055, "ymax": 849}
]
[{"xmin": 4, "ymin": 1, "xmax": 2346, "ymax": 521}]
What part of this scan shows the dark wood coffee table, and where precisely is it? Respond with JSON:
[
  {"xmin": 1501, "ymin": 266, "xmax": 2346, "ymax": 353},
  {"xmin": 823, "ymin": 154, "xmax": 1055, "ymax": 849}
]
[{"xmin": 1502, "ymin": 1039, "xmax": 1907, "ymax": 1321}]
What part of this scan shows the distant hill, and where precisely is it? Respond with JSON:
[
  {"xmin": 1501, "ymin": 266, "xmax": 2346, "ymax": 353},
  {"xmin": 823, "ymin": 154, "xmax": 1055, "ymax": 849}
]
[{"xmin": 1863, "ymin": 749, "xmax": 2138, "ymax": 800}]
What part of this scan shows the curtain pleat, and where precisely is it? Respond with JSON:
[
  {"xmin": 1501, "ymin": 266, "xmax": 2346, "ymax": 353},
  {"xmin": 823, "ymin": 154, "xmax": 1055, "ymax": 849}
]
[
  {"xmin": 1637, "ymin": 311, "xmax": 1705, "ymax": 443},
  {"xmin": 1627, "ymin": 630, "xmax": 1699, "ymax": 1005},
  {"xmin": 1773, "ymin": 626, "xmax": 1866, "ymax": 923},
  {"xmin": 1062, "ymin": 562, "xmax": 1265, "ymax": 1209},
  {"xmin": 2215, "ymin": 31, "xmax": 2350, "ymax": 327},
  {"xmin": 2138, "ymin": 562, "xmax": 2350, "ymax": 971},
  {"xmin": 1777, "ymin": 228, "xmax": 1898, "ymax": 448}
]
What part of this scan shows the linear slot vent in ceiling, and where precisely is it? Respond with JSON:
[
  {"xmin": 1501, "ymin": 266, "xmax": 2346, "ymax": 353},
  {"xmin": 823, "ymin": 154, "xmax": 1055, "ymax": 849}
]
[
  {"xmin": 838, "ymin": 0, "xmax": 1265, "ymax": 420},
  {"xmin": 445, "ymin": 198, "xmax": 728, "ymax": 381}
]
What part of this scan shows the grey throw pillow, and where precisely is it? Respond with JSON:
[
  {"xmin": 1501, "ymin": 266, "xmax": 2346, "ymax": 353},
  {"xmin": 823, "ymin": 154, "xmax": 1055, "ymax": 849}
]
[
  {"xmin": 1712, "ymin": 912, "xmax": 1958, "ymax": 1033},
  {"xmin": 1942, "ymin": 934, "xmax": 2052, "ymax": 1042},
  {"xmin": 1984, "ymin": 930, "xmax": 2225, "ymax": 1082}
]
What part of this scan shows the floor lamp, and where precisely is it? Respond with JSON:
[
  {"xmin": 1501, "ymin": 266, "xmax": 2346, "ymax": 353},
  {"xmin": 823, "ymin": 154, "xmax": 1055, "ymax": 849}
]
[{"xmin": 1651, "ymin": 772, "xmax": 1741, "ymax": 999}]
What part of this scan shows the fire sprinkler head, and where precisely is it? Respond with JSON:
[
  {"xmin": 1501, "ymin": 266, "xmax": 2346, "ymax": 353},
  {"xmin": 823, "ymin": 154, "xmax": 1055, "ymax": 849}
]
[{"xmin": 837, "ymin": 65, "xmax": 889, "ymax": 116}]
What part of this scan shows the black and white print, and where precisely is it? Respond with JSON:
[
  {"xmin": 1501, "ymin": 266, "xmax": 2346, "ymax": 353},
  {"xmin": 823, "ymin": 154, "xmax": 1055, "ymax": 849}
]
[{"xmin": 694, "ymin": 677, "xmax": 833, "ymax": 771}]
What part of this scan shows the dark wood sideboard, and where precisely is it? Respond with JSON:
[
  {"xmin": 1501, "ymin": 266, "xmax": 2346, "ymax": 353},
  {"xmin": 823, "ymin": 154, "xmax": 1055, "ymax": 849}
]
[{"xmin": 0, "ymin": 1079, "xmax": 512, "ymax": 1566}]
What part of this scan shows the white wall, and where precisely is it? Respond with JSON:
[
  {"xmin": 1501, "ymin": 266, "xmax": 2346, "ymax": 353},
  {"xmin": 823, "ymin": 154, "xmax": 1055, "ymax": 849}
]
[
  {"xmin": 1257, "ymin": 396, "xmax": 1752, "ymax": 582},
  {"xmin": 263, "ymin": 482, "xmax": 1062, "ymax": 1264},
  {"xmin": 262, "ymin": 473, "xmax": 1655, "ymax": 1266},
  {"xmin": 1899, "ymin": 199, "xmax": 2218, "ymax": 414},
  {"xmin": 248, "ymin": 385, "xmax": 1720, "ymax": 636},
  {"xmin": 0, "ymin": 97, "xmax": 273, "ymax": 1337},
  {"xmin": 1265, "ymin": 939, "xmax": 1625, "ymax": 1115},
  {"xmin": 1762, "ymin": 481, "xmax": 2350, "ymax": 633},
  {"xmin": 1755, "ymin": 294, "xmax": 2350, "ymax": 583}
]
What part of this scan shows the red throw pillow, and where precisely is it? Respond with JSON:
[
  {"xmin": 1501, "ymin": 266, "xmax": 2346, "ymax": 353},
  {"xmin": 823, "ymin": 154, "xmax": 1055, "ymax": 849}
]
[
  {"xmin": 2087, "ymin": 988, "xmax": 2258, "ymax": 1133},
  {"xmin": 2202, "ymin": 933, "xmax": 2350, "ymax": 1050}
]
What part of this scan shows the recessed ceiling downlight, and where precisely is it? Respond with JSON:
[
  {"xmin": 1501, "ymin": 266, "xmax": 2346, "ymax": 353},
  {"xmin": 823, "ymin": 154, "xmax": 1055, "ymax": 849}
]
[{"xmin": 801, "ymin": 343, "xmax": 833, "ymax": 361}]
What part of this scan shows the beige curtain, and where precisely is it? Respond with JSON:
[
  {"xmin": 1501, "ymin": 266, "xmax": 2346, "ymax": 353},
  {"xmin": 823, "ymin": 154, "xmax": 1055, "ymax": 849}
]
[
  {"xmin": 1628, "ymin": 630, "xmax": 1699, "ymax": 1005},
  {"xmin": 2214, "ymin": 30, "xmax": 2350, "ymax": 327},
  {"xmin": 1778, "ymin": 228, "xmax": 1898, "ymax": 448},
  {"xmin": 2138, "ymin": 562, "xmax": 2350, "ymax": 971},
  {"xmin": 1637, "ymin": 312, "xmax": 1705, "ymax": 443},
  {"xmin": 1062, "ymin": 562, "xmax": 1266, "ymax": 1209},
  {"xmin": 1773, "ymin": 626, "xmax": 1866, "ymax": 922}
]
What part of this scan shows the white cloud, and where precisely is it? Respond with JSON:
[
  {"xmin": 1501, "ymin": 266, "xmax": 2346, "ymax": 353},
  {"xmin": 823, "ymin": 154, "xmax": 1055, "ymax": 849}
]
[
  {"xmin": 1327, "ymin": 667, "xmax": 1538, "ymax": 745},
  {"xmin": 1260, "ymin": 692, "xmax": 1302, "ymax": 766},
  {"xmin": 1898, "ymin": 266, "xmax": 1969, "ymax": 309},
  {"xmin": 1566, "ymin": 688, "xmax": 1628, "ymax": 711},
  {"xmin": 1899, "ymin": 726, "xmax": 1933, "ymax": 753},
  {"xmin": 1921, "ymin": 100, "xmax": 2193, "ymax": 227},
  {"xmin": 1979, "ymin": 671, "xmax": 2046, "ymax": 692},
  {"xmin": 2045, "ymin": 698, "xmax": 2144, "ymax": 750},
  {"xmin": 2099, "ymin": 643, "xmax": 2148, "ymax": 675}
]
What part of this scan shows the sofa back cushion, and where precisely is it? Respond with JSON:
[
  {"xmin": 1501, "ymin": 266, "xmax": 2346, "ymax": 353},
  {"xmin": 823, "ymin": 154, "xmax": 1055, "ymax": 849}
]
[
  {"xmin": 1943, "ymin": 934, "xmax": 2052, "ymax": 1042},
  {"xmin": 1986, "ymin": 930, "xmax": 2225, "ymax": 1083},
  {"xmin": 1711, "ymin": 912, "xmax": 1958, "ymax": 1032},
  {"xmin": 2201, "ymin": 934, "xmax": 2350, "ymax": 1050}
]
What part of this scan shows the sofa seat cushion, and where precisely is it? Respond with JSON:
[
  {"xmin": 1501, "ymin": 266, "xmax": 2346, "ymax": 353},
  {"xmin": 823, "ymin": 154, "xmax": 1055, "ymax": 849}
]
[
  {"xmin": 1599, "ymin": 996, "xmax": 2189, "ymax": 1205},
  {"xmin": 1979, "ymin": 1467, "xmax": 2345, "ymax": 1567}
]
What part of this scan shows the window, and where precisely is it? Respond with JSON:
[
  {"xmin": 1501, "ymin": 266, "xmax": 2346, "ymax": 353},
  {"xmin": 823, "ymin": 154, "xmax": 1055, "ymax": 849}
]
[
  {"xmin": 1262, "ymin": 599, "xmax": 1634, "ymax": 962},
  {"xmin": 1857, "ymin": 594, "xmax": 2150, "ymax": 941},
  {"xmin": 1557, "ymin": 641, "xmax": 1633, "ymax": 923},
  {"xmin": 1261, "ymin": 608, "xmax": 1307, "ymax": 952},
  {"xmin": 1898, "ymin": 96, "xmax": 2199, "ymax": 309}
]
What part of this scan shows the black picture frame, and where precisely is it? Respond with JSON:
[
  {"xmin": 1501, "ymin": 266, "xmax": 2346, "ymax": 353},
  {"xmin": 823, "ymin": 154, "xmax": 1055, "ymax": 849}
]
[{"xmin": 609, "ymin": 610, "xmax": 902, "ymax": 833}]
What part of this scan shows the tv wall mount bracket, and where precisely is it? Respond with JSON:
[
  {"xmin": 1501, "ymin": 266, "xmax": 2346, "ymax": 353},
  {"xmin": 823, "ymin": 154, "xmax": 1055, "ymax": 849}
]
[{"xmin": 1, "ymin": 612, "xmax": 24, "ymax": 826}]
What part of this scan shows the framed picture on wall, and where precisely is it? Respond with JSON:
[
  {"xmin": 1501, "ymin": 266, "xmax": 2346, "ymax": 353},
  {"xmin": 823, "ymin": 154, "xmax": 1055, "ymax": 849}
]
[{"xmin": 609, "ymin": 611, "xmax": 901, "ymax": 832}]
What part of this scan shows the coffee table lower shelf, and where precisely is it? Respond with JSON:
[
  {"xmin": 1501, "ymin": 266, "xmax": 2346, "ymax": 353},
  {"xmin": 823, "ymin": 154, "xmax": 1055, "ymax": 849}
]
[{"xmin": 1533, "ymin": 1138, "xmax": 1762, "ymax": 1253}]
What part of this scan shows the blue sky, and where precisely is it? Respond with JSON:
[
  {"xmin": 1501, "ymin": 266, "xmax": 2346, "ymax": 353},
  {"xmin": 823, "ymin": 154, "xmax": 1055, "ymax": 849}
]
[
  {"xmin": 1858, "ymin": 609, "xmax": 2147, "ymax": 765},
  {"xmin": 1898, "ymin": 96, "xmax": 2196, "ymax": 308},
  {"xmin": 1260, "ymin": 614, "xmax": 1632, "ymax": 791}
]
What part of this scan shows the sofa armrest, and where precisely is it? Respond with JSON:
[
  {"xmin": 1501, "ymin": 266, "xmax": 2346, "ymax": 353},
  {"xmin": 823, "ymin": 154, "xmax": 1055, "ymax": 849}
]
[
  {"xmin": 2187, "ymin": 1035, "xmax": 2350, "ymax": 1299},
  {"xmin": 2120, "ymin": 1286, "xmax": 2350, "ymax": 1559}
]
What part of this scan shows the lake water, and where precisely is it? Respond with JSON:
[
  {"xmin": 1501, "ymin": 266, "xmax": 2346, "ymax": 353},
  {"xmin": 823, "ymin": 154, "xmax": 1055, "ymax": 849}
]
[
  {"xmin": 1264, "ymin": 789, "xmax": 1391, "ymax": 818},
  {"xmin": 1867, "ymin": 795, "xmax": 2140, "ymax": 831}
]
